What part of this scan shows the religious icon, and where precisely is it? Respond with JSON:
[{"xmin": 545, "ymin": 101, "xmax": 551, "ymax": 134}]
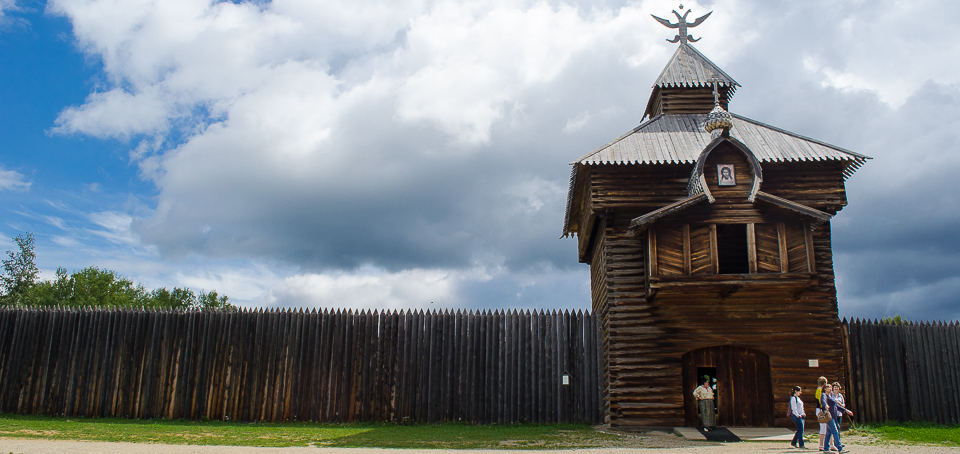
[{"xmin": 717, "ymin": 164, "xmax": 736, "ymax": 186}]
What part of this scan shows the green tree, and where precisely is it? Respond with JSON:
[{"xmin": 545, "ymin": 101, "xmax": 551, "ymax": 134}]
[
  {"xmin": 881, "ymin": 314, "xmax": 906, "ymax": 325},
  {"xmin": 197, "ymin": 289, "xmax": 235, "ymax": 311},
  {"xmin": 1, "ymin": 232, "xmax": 40, "ymax": 306},
  {"xmin": 28, "ymin": 267, "xmax": 72, "ymax": 307},
  {"xmin": 2, "ymin": 232, "xmax": 234, "ymax": 310},
  {"xmin": 148, "ymin": 287, "xmax": 197, "ymax": 310},
  {"xmin": 66, "ymin": 266, "xmax": 147, "ymax": 308}
]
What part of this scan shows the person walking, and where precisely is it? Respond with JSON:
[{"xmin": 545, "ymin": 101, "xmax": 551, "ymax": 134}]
[
  {"xmin": 694, "ymin": 376, "xmax": 716, "ymax": 430},
  {"xmin": 831, "ymin": 382, "xmax": 846, "ymax": 430},
  {"xmin": 790, "ymin": 385, "xmax": 806, "ymax": 449},
  {"xmin": 816, "ymin": 377, "xmax": 827, "ymax": 451},
  {"xmin": 821, "ymin": 383, "xmax": 853, "ymax": 453}
]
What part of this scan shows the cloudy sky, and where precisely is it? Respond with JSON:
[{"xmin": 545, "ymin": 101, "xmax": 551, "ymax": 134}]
[{"xmin": 0, "ymin": 0, "xmax": 957, "ymax": 321}]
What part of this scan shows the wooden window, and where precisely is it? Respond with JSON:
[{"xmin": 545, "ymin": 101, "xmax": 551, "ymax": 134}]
[
  {"xmin": 652, "ymin": 225, "xmax": 685, "ymax": 276},
  {"xmin": 785, "ymin": 223, "xmax": 816, "ymax": 273},
  {"xmin": 754, "ymin": 223, "xmax": 782, "ymax": 273},
  {"xmin": 650, "ymin": 222, "xmax": 815, "ymax": 277},
  {"xmin": 689, "ymin": 225, "xmax": 713, "ymax": 275}
]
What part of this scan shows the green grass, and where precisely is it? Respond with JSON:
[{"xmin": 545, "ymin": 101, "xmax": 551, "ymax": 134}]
[
  {"xmin": 0, "ymin": 414, "xmax": 630, "ymax": 449},
  {"xmin": 849, "ymin": 421, "xmax": 960, "ymax": 446}
]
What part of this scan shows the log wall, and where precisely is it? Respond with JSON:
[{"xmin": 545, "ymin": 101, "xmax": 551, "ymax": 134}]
[
  {"xmin": 843, "ymin": 319, "xmax": 960, "ymax": 425},
  {"xmin": 592, "ymin": 225, "xmax": 844, "ymax": 427},
  {"xmin": 0, "ymin": 308, "xmax": 602, "ymax": 424},
  {"xmin": 583, "ymin": 156, "xmax": 848, "ymax": 428},
  {"xmin": 648, "ymin": 86, "xmax": 731, "ymax": 117},
  {"xmin": 583, "ymin": 160, "xmax": 849, "ymax": 222}
]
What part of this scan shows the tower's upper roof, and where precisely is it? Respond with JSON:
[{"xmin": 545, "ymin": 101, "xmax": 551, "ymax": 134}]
[
  {"xmin": 644, "ymin": 43, "xmax": 739, "ymax": 118},
  {"xmin": 653, "ymin": 43, "xmax": 739, "ymax": 90},
  {"xmin": 561, "ymin": 9, "xmax": 871, "ymax": 239}
]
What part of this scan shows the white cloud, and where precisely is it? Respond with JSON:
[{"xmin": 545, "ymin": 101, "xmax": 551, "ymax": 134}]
[
  {"xmin": 502, "ymin": 176, "xmax": 563, "ymax": 215},
  {"xmin": 0, "ymin": 0, "xmax": 16, "ymax": 18},
  {"xmin": 87, "ymin": 211, "xmax": 138, "ymax": 245},
  {"xmin": 37, "ymin": 0, "xmax": 960, "ymax": 319},
  {"xmin": 51, "ymin": 235, "xmax": 81, "ymax": 248},
  {"xmin": 0, "ymin": 0, "xmax": 25, "ymax": 31},
  {"xmin": 563, "ymin": 111, "xmax": 593, "ymax": 134},
  {"xmin": 803, "ymin": 55, "xmax": 878, "ymax": 96},
  {"xmin": 391, "ymin": 1, "xmax": 605, "ymax": 144},
  {"xmin": 44, "ymin": 216, "xmax": 66, "ymax": 229},
  {"xmin": 53, "ymin": 88, "xmax": 171, "ymax": 138},
  {"xmin": 46, "ymin": 0, "xmax": 680, "ymax": 268},
  {"xmin": 257, "ymin": 265, "xmax": 464, "ymax": 310},
  {"xmin": 166, "ymin": 262, "xmax": 287, "ymax": 302},
  {"xmin": 562, "ymin": 107, "xmax": 622, "ymax": 134},
  {"xmin": 790, "ymin": 0, "xmax": 960, "ymax": 107},
  {"xmin": 0, "ymin": 167, "xmax": 29, "ymax": 191}
]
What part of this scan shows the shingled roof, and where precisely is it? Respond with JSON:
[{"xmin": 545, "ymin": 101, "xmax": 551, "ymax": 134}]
[
  {"xmin": 573, "ymin": 113, "xmax": 869, "ymax": 174},
  {"xmin": 561, "ymin": 113, "xmax": 871, "ymax": 236},
  {"xmin": 652, "ymin": 43, "xmax": 739, "ymax": 89},
  {"xmin": 643, "ymin": 43, "xmax": 739, "ymax": 118}
]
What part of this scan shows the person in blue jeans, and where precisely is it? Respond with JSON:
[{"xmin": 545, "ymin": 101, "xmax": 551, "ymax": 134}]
[
  {"xmin": 789, "ymin": 385, "xmax": 806, "ymax": 448},
  {"xmin": 831, "ymin": 382, "xmax": 846, "ymax": 430},
  {"xmin": 821, "ymin": 383, "xmax": 853, "ymax": 452}
]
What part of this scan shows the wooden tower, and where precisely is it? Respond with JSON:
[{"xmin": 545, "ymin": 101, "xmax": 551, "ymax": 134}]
[{"xmin": 562, "ymin": 9, "xmax": 870, "ymax": 428}]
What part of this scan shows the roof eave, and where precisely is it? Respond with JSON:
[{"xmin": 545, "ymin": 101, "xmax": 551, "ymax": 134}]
[
  {"xmin": 754, "ymin": 191, "xmax": 833, "ymax": 222},
  {"xmin": 626, "ymin": 193, "xmax": 709, "ymax": 236},
  {"xmin": 561, "ymin": 164, "xmax": 581, "ymax": 237}
]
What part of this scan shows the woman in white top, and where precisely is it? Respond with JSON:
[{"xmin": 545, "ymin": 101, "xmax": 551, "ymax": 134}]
[
  {"xmin": 693, "ymin": 376, "xmax": 716, "ymax": 430},
  {"xmin": 831, "ymin": 382, "xmax": 846, "ymax": 430},
  {"xmin": 790, "ymin": 385, "xmax": 806, "ymax": 448}
]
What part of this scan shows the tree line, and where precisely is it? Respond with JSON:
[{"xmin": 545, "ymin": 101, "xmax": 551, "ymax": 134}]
[{"xmin": 0, "ymin": 232, "xmax": 235, "ymax": 311}]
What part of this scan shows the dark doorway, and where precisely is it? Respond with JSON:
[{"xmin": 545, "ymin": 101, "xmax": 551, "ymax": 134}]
[
  {"xmin": 682, "ymin": 346, "xmax": 773, "ymax": 427},
  {"xmin": 716, "ymin": 224, "xmax": 749, "ymax": 274}
]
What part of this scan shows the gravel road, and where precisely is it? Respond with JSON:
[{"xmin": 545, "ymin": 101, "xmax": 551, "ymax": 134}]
[{"xmin": 2, "ymin": 439, "xmax": 960, "ymax": 454}]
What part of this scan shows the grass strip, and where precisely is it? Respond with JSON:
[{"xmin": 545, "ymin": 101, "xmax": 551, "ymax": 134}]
[
  {"xmin": 0, "ymin": 414, "xmax": 629, "ymax": 449},
  {"xmin": 851, "ymin": 421, "xmax": 960, "ymax": 446}
]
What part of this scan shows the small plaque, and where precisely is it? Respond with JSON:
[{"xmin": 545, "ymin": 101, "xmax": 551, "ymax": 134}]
[
  {"xmin": 809, "ymin": 359, "xmax": 819, "ymax": 367},
  {"xmin": 717, "ymin": 164, "xmax": 736, "ymax": 186}
]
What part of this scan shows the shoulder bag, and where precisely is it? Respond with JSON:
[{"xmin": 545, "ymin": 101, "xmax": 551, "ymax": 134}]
[{"xmin": 817, "ymin": 408, "xmax": 832, "ymax": 423}]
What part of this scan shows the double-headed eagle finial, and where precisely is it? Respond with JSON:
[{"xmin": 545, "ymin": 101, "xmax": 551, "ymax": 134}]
[{"xmin": 651, "ymin": 4, "xmax": 712, "ymax": 44}]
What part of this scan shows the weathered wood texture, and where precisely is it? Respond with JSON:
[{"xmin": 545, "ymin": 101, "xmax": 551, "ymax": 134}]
[
  {"xmin": 0, "ymin": 308, "xmax": 602, "ymax": 424},
  {"xmin": 579, "ymin": 159, "xmax": 848, "ymax": 247},
  {"xmin": 589, "ymin": 217, "xmax": 612, "ymax": 420},
  {"xmin": 681, "ymin": 346, "xmax": 773, "ymax": 427},
  {"xmin": 594, "ymin": 220, "xmax": 846, "ymax": 428},
  {"xmin": 648, "ymin": 86, "xmax": 731, "ymax": 117},
  {"xmin": 578, "ymin": 152, "xmax": 849, "ymax": 428},
  {"xmin": 843, "ymin": 319, "xmax": 960, "ymax": 425},
  {"xmin": 649, "ymin": 221, "xmax": 813, "ymax": 279}
]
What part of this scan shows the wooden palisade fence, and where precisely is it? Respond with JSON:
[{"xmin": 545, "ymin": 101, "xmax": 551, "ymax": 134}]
[
  {"xmin": 843, "ymin": 318, "xmax": 960, "ymax": 425},
  {"xmin": 0, "ymin": 308, "xmax": 601, "ymax": 424}
]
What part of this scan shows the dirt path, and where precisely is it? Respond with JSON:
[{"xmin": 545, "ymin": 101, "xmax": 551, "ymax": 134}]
[{"xmin": 2, "ymin": 438, "xmax": 960, "ymax": 454}]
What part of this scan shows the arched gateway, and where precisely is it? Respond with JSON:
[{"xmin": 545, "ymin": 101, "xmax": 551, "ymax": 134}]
[{"xmin": 561, "ymin": 8, "xmax": 869, "ymax": 427}]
